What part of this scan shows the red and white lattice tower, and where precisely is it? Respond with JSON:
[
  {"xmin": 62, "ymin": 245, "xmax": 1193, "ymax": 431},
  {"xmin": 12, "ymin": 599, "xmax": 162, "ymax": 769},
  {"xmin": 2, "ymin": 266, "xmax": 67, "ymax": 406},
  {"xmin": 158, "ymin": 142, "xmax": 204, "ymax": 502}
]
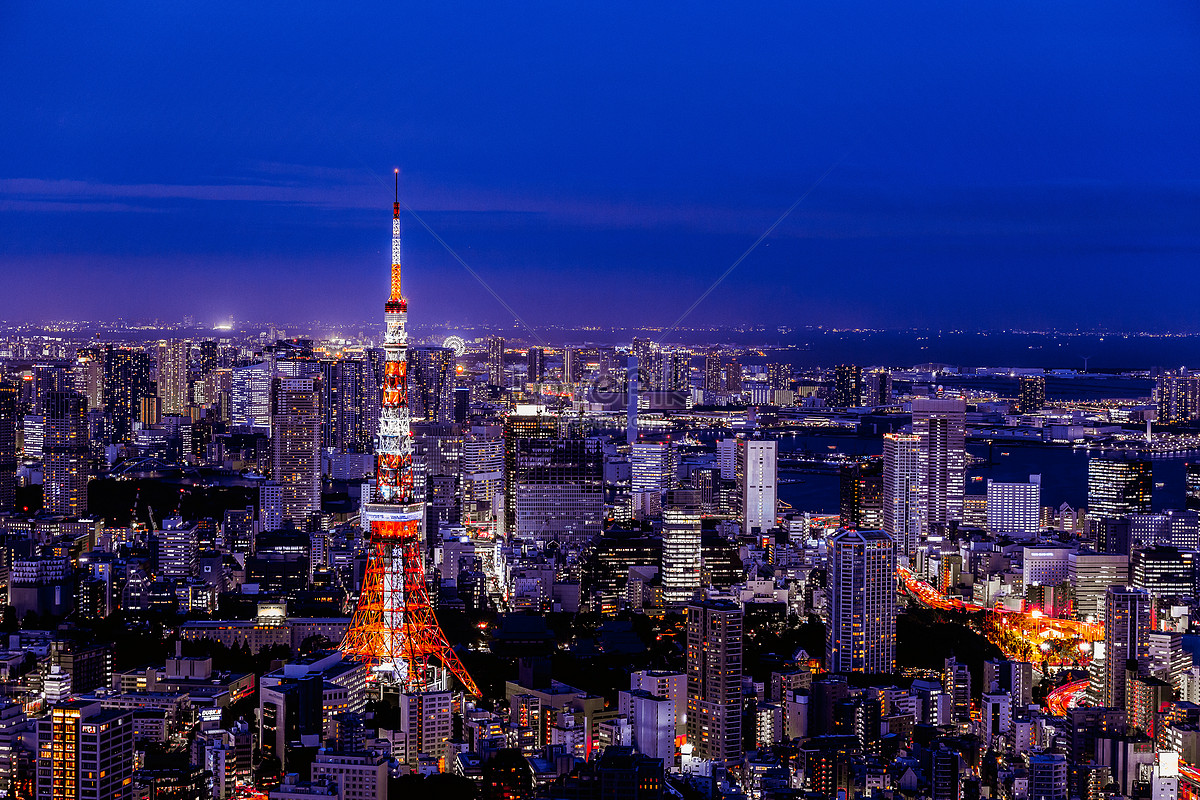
[{"xmin": 340, "ymin": 171, "xmax": 479, "ymax": 696}]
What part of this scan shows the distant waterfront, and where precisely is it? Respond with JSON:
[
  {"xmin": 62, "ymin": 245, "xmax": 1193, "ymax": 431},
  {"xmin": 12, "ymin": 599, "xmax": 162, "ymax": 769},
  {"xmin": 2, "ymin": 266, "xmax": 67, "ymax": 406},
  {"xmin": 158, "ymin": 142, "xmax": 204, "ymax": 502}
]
[{"xmin": 776, "ymin": 432, "xmax": 1192, "ymax": 516}]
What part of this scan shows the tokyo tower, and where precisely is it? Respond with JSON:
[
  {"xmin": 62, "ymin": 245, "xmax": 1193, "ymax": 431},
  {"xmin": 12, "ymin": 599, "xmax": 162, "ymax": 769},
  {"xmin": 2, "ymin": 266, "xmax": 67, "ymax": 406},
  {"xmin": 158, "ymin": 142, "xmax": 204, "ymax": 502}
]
[{"xmin": 340, "ymin": 171, "xmax": 480, "ymax": 696}]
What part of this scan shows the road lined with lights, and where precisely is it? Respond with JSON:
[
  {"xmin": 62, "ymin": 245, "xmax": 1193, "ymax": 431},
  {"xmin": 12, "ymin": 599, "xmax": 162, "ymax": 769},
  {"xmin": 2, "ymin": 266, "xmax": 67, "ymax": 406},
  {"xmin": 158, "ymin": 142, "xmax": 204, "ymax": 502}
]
[
  {"xmin": 1044, "ymin": 679, "xmax": 1090, "ymax": 716},
  {"xmin": 897, "ymin": 566, "xmax": 1102, "ymax": 666}
]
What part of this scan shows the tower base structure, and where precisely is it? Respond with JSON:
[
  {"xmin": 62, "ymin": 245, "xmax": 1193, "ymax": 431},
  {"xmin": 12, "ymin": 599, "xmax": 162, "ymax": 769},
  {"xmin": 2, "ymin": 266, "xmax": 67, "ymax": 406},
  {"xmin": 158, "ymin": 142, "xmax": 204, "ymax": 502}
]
[{"xmin": 340, "ymin": 503, "xmax": 480, "ymax": 697}]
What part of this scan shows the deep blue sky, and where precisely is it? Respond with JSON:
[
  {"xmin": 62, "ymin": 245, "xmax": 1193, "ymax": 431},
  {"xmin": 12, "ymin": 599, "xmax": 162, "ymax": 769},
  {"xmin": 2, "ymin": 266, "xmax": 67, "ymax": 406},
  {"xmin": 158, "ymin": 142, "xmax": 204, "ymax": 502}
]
[{"xmin": 2, "ymin": 2, "xmax": 1198, "ymax": 330}]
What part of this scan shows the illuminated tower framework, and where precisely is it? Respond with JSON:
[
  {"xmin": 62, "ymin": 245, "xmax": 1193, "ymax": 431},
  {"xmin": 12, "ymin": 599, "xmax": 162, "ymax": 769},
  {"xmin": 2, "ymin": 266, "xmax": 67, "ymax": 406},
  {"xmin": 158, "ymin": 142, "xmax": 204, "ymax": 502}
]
[{"xmin": 340, "ymin": 172, "xmax": 479, "ymax": 696}]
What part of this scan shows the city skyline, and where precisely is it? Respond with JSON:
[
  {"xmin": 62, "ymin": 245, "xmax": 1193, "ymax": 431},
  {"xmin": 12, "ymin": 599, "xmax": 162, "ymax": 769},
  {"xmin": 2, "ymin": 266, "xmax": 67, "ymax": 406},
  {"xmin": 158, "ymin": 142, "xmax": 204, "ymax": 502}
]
[{"xmin": 3, "ymin": 3, "xmax": 1199, "ymax": 331}]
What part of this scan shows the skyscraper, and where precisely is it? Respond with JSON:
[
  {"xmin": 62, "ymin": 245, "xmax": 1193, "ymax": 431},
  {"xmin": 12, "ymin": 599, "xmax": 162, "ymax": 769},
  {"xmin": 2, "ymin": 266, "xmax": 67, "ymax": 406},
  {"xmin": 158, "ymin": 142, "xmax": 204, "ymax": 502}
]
[
  {"xmin": 686, "ymin": 600, "xmax": 743, "ymax": 767},
  {"xmin": 664, "ymin": 350, "xmax": 691, "ymax": 393},
  {"xmin": 230, "ymin": 362, "xmax": 272, "ymax": 429},
  {"xmin": 197, "ymin": 340, "xmax": 219, "ymax": 376},
  {"xmin": 832, "ymin": 364, "xmax": 863, "ymax": 408},
  {"xmin": 36, "ymin": 701, "xmax": 134, "ymax": 800},
  {"xmin": 408, "ymin": 346, "xmax": 455, "ymax": 424},
  {"xmin": 43, "ymin": 391, "xmax": 89, "ymax": 517},
  {"xmin": 766, "ymin": 363, "xmax": 789, "ymax": 393},
  {"xmin": 102, "ymin": 345, "xmax": 151, "ymax": 443},
  {"xmin": 883, "ymin": 433, "xmax": 923, "ymax": 558},
  {"xmin": 863, "ymin": 369, "xmax": 892, "ymax": 407},
  {"xmin": 503, "ymin": 412, "xmax": 559, "ymax": 534},
  {"xmin": 72, "ymin": 347, "xmax": 105, "ymax": 411},
  {"xmin": 156, "ymin": 339, "xmax": 191, "ymax": 416},
  {"xmin": 725, "ymin": 356, "xmax": 743, "ymax": 394},
  {"xmin": 1184, "ymin": 463, "xmax": 1199, "ymax": 511},
  {"xmin": 487, "ymin": 336, "xmax": 505, "ymax": 387},
  {"xmin": 1017, "ymin": 375, "xmax": 1047, "ymax": 413},
  {"xmin": 704, "ymin": 348, "xmax": 722, "ymax": 396},
  {"xmin": 1157, "ymin": 371, "xmax": 1200, "ymax": 425},
  {"xmin": 526, "ymin": 347, "xmax": 545, "ymax": 383},
  {"xmin": 840, "ymin": 459, "xmax": 884, "ymax": 531},
  {"xmin": 662, "ymin": 490, "xmax": 702, "ymax": 605},
  {"xmin": 1088, "ymin": 458, "xmax": 1152, "ymax": 517},
  {"xmin": 826, "ymin": 529, "xmax": 896, "ymax": 674},
  {"xmin": 1103, "ymin": 585, "xmax": 1152, "ymax": 710},
  {"xmin": 513, "ymin": 437, "xmax": 604, "ymax": 544},
  {"xmin": 631, "ymin": 441, "xmax": 677, "ymax": 496},
  {"xmin": 320, "ymin": 354, "xmax": 377, "ymax": 453},
  {"xmin": 463, "ymin": 431, "xmax": 504, "ymax": 533},
  {"xmin": 563, "ymin": 347, "xmax": 582, "ymax": 384},
  {"xmin": 737, "ymin": 438, "xmax": 777, "ymax": 534},
  {"xmin": 911, "ymin": 397, "xmax": 966, "ymax": 534},
  {"xmin": 270, "ymin": 377, "xmax": 322, "ymax": 527},
  {"xmin": 1068, "ymin": 548, "xmax": 1129, "ymax": 622},
  {"xmin": 0, "ymin": 382, "xmax": 16, "ymax": 513}
]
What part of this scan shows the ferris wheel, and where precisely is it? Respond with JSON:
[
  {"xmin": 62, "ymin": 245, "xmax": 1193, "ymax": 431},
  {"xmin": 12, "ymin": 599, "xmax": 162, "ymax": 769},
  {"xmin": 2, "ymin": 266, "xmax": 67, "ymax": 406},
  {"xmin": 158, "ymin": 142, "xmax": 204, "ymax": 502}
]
[{"xmin": 442, "ymin": 335, "xmax": 467, "ymax": 357}]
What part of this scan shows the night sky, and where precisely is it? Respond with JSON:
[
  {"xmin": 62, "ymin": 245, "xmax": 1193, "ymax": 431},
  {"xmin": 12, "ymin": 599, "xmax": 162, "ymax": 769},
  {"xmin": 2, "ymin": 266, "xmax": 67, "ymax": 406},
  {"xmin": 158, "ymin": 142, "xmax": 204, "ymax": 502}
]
[{"xmin": 2, "ymin": 3, "xmax": 1198, "ymax": 330}]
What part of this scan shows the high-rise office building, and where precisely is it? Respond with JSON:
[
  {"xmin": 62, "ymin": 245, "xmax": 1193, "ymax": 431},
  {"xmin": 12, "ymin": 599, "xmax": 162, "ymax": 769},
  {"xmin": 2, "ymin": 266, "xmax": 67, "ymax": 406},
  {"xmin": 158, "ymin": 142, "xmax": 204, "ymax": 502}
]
[
  {"xmin": 664, "ymin": 350, "xmax": 690, "ymax": 393},
  {"xmin": 73, "ymin": 347, "xmax": 105, "ymax": 411},
  {"xmin": 0, "ymin": 382, "xmax": 16, "ymax": 513},
  {"xmin": 197, "ymin": 340, "xmax": 219, "ymax": 376},
  {"xmin": 28, "ymin": 365, "xmax": 68, "ymax": 416},
  {"xmin": 1131, "ymin": 546, "xmax": 1197, "ymax": 598},
  {"xmin": 156, "ymin": 339, "xmax": 191, "ymax": 416},
  {"xmin": 1185, "ymin": 463, "xmax": 1200, "ymax": 511},
  {"xmin": 36, "ymin": 701, "xmax": 133, "ymax": 800},
  {"xmin": 526, "ymin": 347, "xmax": 545, "ymax": 383},
  {"xmin": 840, "ymin": 459, "xmax": 884, "ymax": 531},
  {"xmin": 1068, "ymin": 549, "xmax": 1129, "ymax": 622},
  {"xmin": 412, "ymin": 422, "xmax": 465, "ymax": 532},
  {"xmin": 662, "ymin": 490, "xmax": 702, "ymax": 605},
  {"xmin": 725, "ymin": 357, "xmax": 743, "ymax": 394},
  {"xmin": 319, "ymin": 354, "xmax": 378, "ymax": 454},
  {"xmin": 883, "ymin": 433, "xmax": 923, "ymax": 558},
  {"xmin": 826, "ymin": 529, "xmax": 896, "ymax": 674},
  {"xmin": 102, "ymin": 346, "xmax": 151, "ymax": 443},
  {"xmin": 704, "ymin": 349, "xmax": 722, "ymax": 396},
  {"xmin": 157, "ymin": 518, "xmax": 198, "ymax": 580},
  {"xmin": 563, "ymin": 347, "xmax": 582, "ymax": 385},
  {"xmin": 766, "ymin": 363, "xmax": 789, "ymax": 393},
  {"xmin": 230, "ymin": 363, "xmax": 272, "ymax": 430},
  {"xmin": 1088, "ymin": 458, "xmax": 1152, "ymax": 517},
  {"xmin": 864, "ymin": 369, "xmax": 892, "ymax": 407},
  {"xmin": 487, "ymin": 336, "xmax": 505, "ymax": 387},
  {"xmin": 1157, "ymin": 372, "xmax": 1200, "ymax": 425},
  {"xmin": 632, "ymin": 339, "xmax": 661, "ymax": 393},
  {"xmin": 408, "ymin": 346, "xmax": 455, "ymax": 424},
  {"xmin": 1017, "ymin": 375, "xmax": 1047, "ymax": 414},
  {"xmin": 832, "ymin": 365, "xmax": 863, "ymax": 408},
  {"xmin": 912, "ymin": 397, "xmax": 966, "ymax": 534},
  {"xmin": 270, "ymin": 377, "xmax": 322, "ymax": 527},
  {"xmin": 986, "ymin": 475, "xmax": 1041, "ymax": 535},
  {"xmin": 502, "ymin": 412, "xmax": 559, "ymax": 534},
  {"xmin": 1103, "ymin": 585, "xmax": 1152, "ymax": 710},
  {"xmin": 513, "ymin": 437, "xmax": 604, "ymax": 544},
  {"xmin": 43, "ymin": 391, "xmax": 89, "ymax": 517},
  {"xmin": 631, "ymin": 441, "xmax": 677, "ymax": 495},
  {"xmin": 737, "ymin": 438, "xmax": 777, "ymax": 534},
  {"xmin": 686, "ymin": 600, "xmax": 743, "ymax": 767},
  {"xmin": 463, "ymin": 431, "xmax": 504, "ymax": 532},
  {"xmin": 0, "ymin": 699, "xmax": 28, "ymax": 798}
]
